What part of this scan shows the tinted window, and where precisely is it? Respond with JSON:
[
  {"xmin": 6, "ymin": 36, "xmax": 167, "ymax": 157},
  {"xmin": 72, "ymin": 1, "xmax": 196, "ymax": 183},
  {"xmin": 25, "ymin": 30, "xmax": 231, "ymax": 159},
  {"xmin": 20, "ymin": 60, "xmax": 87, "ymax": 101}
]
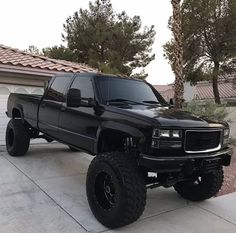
[
  {"xmin": 97, "ymin": 77, "xmax": 166, "ymax": 105},
  {"xmin": 46, "ymin": 76, "xmax": 70, "ymax": 102},
  {"xmin": 71, "ymin": 76, "xmax": 94, "ymax": 99}
]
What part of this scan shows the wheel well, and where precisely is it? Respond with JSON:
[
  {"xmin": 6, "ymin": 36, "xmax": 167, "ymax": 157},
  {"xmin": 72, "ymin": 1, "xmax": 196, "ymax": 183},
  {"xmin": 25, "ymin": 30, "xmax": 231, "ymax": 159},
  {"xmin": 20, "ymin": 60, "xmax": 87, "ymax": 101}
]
[
  {"xmin": 97, "ymin": 129, "xmax": 137, "ymax": 154},
  {"xmin": 12, "ymin": 108, "xmax": 21, "ymax": 118}
]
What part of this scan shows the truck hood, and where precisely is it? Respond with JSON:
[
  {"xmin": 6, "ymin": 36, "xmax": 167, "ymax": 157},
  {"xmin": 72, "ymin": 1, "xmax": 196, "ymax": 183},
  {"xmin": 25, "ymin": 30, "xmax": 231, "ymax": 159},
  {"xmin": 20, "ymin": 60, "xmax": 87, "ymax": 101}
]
[{"xmin": 117, "ymin": 105, "xmax": 211, "ymax": 128}]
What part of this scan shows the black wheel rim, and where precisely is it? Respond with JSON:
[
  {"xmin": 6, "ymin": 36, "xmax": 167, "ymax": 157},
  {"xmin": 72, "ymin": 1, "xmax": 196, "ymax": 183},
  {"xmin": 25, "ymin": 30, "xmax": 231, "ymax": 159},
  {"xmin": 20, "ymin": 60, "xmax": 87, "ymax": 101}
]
[
  {"xmin": 8, "ymin": 128, "xmax": 14, "ymax": 147},
  {"xmin": 186, "ymin": 176, "xmax": 204, "ymax": 188},
  {"xmin": 95, "ymin": 171, "xmax": 116, "ymax": 210},
  {"xmin": 194, "ymin": 177, "xmax": 202, "ymax": 185}
]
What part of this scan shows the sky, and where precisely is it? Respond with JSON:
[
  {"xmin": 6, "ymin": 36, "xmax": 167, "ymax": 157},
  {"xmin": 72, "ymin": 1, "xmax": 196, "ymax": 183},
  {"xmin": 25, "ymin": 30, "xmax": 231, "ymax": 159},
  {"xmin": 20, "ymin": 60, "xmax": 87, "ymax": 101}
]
[{"xmin": 0, "ymin": 0, "xmax": 175, "ymax": 85}]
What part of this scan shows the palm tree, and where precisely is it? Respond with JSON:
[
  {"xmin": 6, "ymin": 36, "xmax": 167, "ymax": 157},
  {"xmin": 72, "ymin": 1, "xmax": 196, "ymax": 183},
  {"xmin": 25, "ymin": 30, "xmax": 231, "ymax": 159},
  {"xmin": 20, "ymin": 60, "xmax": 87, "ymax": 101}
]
[{"xmin": 171, "ymin": 0, "xmax": 184, "ymax": 108}]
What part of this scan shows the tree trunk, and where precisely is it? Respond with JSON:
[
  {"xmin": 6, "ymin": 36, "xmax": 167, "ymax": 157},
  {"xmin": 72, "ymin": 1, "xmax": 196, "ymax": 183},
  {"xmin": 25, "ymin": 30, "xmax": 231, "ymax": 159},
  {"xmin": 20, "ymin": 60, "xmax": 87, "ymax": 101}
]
[
  {"xmin": 212, "ymin": 62, "xmax": 221, "ymax": 104},
  {"xmin": 171, "ymin": 0, "xmax": 184, "ymax": 109}
]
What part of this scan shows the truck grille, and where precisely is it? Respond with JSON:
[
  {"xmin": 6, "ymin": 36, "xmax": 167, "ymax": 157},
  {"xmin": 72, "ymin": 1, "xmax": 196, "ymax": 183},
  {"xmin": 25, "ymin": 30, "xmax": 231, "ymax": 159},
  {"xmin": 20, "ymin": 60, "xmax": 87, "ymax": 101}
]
[{"xmin": 185, "ymin": 130, "xmax": 222, "ymax": 153}]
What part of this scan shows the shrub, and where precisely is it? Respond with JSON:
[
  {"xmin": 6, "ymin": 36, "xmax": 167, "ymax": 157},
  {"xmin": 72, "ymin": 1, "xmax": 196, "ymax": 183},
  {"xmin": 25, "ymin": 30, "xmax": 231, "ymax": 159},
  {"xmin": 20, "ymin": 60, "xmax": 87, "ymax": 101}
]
[{"xmin": 184, "ymin": 101, "xmax": 228, "ymax": 121}]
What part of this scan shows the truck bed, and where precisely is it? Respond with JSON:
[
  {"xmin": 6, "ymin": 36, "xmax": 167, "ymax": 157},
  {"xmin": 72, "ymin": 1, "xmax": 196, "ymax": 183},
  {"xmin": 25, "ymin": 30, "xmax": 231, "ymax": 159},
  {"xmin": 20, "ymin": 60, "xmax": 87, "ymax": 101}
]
[{"xmin": 7, "ymin": 93, "xmax": 42, "ymax": 128}]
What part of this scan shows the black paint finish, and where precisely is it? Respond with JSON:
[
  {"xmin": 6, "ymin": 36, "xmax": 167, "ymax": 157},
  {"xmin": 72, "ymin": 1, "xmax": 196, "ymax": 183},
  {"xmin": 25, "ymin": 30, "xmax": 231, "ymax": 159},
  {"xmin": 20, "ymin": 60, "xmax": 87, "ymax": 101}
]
[{"xmin": 7, "ymin": 72, "xmax": 231, "ymax": 169}]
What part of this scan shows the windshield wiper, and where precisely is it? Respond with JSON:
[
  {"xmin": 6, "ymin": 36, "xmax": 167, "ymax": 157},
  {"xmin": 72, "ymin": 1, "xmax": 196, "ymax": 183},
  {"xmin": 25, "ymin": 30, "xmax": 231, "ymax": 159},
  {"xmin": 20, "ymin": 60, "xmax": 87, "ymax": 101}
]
[
  {"xmin": 142, "ymin": 100, "xmax": 161, "ymax": 105},
  {"xmin": 106, "ymin": 98, "xmax": 145, "ymax": 105}
]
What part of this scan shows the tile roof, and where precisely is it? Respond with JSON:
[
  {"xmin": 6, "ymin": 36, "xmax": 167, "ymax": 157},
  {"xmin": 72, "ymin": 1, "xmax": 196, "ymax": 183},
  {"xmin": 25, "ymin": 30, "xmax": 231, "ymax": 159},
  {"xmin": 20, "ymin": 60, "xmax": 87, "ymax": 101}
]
[
  {"xmin": 154, "ymin": 84, "xmax": 174, "ymax": 100},
  {"xmin": 195, "ymin": 81, "xmax": 236, "ymax": 100},
  {"xmin": 0, "ymin": 44, "xmax": 97, "ymax": 73},
  {"xmin": 154, "ymin": 79, "xmax": 236, "ymax": 101},
  {"xmin": 154, "ymin": 85, "xmax": 172, "ymax": 93}
]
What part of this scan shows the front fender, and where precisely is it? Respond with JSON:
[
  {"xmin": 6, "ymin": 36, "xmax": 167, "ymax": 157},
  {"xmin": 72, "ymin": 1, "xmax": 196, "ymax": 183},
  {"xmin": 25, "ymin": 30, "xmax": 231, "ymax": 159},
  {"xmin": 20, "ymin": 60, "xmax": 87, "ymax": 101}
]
[{"xmin": 94, "ymin": 121, "xmax": 146, "ymax": 154}]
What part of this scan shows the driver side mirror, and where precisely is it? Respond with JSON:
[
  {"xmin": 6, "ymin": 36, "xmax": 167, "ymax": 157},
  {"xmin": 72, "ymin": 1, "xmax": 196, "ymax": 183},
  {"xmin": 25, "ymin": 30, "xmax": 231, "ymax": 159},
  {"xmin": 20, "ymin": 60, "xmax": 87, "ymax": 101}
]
[{"xmin": 67, "ymin": 88, "xmax": 81, "ymax": 108}]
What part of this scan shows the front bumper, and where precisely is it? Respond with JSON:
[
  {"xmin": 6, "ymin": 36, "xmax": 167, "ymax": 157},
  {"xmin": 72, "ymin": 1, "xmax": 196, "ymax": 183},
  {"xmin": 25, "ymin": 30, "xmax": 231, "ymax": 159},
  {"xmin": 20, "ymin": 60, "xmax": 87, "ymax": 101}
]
[{"xmin": 139, "ymin": 147, "xmax": 233, "ymax": 172}]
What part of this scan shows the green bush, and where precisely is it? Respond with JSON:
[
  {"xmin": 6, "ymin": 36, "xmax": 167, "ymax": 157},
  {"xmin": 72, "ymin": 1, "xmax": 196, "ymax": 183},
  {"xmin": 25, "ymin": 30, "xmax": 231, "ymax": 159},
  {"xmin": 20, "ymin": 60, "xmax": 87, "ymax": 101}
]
[{"xmin": 184, "ymin": 101, "xmax": 228, "ymax": 121}]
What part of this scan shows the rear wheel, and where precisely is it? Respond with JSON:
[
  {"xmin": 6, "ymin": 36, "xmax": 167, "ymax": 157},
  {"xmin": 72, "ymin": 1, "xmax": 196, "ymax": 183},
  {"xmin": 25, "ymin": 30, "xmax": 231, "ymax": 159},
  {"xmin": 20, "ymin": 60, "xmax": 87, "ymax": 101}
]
[
  {"xmin": 86, "ymin": 152, "xmax": 146, "ymax": 228},
  {"xmin": 6, "ymin": 119, "xmax": 30, "ymax": 156},
  {"xmin": 174, "ymin": 168, "xmax": 224, "ymax": 201}
]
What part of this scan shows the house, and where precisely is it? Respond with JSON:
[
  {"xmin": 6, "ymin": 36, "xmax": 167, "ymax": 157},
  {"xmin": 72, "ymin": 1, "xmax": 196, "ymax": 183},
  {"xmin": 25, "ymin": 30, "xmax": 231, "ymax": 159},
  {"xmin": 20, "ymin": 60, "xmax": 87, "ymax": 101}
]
[
  {"xmin": 0, "ymin": 44, "xmax": 96, "ymax": 145},
  {"xmin": 154, "ymin": 78, "xmax": 236, "ymax": 103},
  {"xmin": 153, "ymin": 84, "xmax": 174, "ymax": 101}
]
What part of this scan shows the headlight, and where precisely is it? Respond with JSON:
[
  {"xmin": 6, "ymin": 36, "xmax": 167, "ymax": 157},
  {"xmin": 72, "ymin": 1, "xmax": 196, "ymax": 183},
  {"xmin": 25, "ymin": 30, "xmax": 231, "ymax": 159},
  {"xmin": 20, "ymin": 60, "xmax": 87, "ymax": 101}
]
[
  {"xmin": 152, "ymin": 129, "xmax": 182, "ymax": 138},
  {"xmin": 224, "ymin": 128, "xmax": 230, "ymax": 137},
  {"xmin": 172, "ymin": 130, "xmax": 181, "ymax": 138},
  {"xmin": 160, "ymin": 130, "xmax": 170, "ymax": 138}
]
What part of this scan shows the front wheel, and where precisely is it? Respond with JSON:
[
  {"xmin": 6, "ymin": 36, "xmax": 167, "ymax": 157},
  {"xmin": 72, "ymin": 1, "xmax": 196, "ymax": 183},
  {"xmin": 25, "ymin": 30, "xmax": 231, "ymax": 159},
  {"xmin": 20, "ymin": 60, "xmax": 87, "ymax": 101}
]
[
  {"xmin": 6, "ymin": 119, "xmax": 30, "ymax": 156},
  {"xmin": 86, "ymin": 152, "xmax": 146, "ymax": 228},
  {"xmin": 174, "ymin": 167, "xmax": 224, "ymax": 201}
]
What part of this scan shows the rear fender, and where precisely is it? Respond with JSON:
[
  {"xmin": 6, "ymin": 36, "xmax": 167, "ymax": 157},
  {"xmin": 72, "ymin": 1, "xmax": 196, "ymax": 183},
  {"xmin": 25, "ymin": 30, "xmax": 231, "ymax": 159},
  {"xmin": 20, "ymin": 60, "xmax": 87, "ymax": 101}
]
[{"xmin": 12, "ymin": 105, "xmax": 24, "ymax": 123}]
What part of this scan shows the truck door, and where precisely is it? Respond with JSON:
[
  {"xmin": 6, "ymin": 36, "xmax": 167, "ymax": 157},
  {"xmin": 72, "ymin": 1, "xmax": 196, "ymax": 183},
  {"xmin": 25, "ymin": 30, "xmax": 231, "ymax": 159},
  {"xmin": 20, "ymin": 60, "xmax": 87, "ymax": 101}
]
[
  {"xmin": 38, "ymin": 75, "xmax": 72, "ymax": 139},
  {"xmin": 58, "ymin": 74, "xmax": 100, "ymax": 153}
]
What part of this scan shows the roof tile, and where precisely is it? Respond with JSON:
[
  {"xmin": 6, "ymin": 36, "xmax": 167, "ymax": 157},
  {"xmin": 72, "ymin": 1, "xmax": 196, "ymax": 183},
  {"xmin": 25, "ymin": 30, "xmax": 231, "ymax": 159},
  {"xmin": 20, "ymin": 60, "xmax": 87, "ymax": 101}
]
[
  {"xmin": 0, "ymin": 44, "xmax": 97, "ymax": 73},
  {"xmin": 154, "ymin": 80, "xmax": 236, "ymax": 101}
]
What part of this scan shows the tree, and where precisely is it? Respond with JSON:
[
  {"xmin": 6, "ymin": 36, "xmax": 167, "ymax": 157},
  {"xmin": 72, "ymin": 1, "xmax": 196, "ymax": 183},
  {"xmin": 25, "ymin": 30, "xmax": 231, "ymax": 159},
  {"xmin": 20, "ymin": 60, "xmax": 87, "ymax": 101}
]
[
  {"xmin": 44, "ymin": 0, "xmax": 155, "ymax": 78},
  {"xmin": 171, "ymin": 0, "xmax": 184, "ymax": 108},
  {"xmin": 25, "ymin": 45, "xmax": 41, "ymax": 55},
  {"xmin": 42, "ymin": 45, "xmax": 76, "ymax": 61},
  {"xmin": 164, "ymin": 0, "xmax": 236, "ymax": 104}
]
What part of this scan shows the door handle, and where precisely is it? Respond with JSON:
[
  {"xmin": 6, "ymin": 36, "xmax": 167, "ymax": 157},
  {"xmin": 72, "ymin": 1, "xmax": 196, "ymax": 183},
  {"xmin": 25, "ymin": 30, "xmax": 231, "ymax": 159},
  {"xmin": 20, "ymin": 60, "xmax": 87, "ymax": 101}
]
[{"xmin": 41, "ymin": 103, "xmax": 46, "ymax": 108}]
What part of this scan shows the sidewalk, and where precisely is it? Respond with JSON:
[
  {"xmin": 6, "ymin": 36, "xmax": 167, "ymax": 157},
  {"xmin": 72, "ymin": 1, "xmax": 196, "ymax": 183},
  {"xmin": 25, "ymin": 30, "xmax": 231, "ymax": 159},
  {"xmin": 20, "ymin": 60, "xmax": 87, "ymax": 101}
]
[{"xmin": 0, "ymin": 143, "xmax": 235, "ymax": 233}]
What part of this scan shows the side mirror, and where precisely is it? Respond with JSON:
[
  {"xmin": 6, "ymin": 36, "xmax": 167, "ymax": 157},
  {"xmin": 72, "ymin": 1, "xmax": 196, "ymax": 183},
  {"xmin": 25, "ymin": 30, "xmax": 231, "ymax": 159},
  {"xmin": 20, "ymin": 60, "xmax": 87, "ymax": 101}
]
[{"xmin": 67, "ymin": 88, "xmax": 81, "ymax": 108}]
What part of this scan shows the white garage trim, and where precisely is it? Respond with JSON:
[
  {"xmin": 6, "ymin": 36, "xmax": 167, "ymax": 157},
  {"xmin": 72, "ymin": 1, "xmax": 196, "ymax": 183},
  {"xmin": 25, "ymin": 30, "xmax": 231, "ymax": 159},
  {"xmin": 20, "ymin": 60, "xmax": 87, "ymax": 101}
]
[{"xmin": 0, "ymin": 87, "xmax": 10, "ymax": 95}]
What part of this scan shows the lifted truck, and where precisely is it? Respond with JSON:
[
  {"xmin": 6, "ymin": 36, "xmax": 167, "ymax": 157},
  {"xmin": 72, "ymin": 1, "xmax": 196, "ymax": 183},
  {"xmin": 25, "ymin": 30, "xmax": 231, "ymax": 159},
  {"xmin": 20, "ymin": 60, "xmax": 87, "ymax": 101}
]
[{"xmin": 6, "ymin": 72, "xmax": 232, "ymax": 228}]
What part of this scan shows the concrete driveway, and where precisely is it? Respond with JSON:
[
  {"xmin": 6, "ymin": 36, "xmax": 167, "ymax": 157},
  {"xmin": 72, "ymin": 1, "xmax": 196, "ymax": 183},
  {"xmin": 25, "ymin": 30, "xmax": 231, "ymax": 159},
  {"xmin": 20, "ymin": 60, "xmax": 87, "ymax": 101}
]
[{"xmin": 0, "ymin": 143, "xmax": 236, "ymax": 233}]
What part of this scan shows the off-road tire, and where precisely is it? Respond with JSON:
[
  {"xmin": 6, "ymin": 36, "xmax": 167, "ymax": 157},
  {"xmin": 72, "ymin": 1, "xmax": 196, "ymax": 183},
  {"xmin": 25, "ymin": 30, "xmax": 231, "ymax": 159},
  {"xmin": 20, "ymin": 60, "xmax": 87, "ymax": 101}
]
[
  {"xmin": 86, "ymin": 152, "xmax": 146, "ymax": 228},
  {"xmin": 174, "ymin": 168, "xmax": 224, "ymax": 201},
  {"xmin": 6, "ymin": 119, "xmax": 30, "ymax": 156}
]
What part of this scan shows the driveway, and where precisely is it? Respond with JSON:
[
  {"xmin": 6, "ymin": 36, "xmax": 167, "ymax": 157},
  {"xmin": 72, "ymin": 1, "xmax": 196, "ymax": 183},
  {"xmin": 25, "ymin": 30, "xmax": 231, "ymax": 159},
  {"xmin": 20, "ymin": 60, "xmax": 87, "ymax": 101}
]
[{"xmin": 0, "ymin": 143, "xmax": 236, "ymax": 233}]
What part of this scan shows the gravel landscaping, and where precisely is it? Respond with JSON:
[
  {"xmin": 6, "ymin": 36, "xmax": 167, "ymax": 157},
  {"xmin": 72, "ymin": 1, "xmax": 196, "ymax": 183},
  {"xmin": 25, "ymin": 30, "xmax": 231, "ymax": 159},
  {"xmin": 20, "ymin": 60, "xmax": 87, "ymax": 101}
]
[{"xmin": 218, "ymin": 146, "xmax": 236, "ymax": 196}]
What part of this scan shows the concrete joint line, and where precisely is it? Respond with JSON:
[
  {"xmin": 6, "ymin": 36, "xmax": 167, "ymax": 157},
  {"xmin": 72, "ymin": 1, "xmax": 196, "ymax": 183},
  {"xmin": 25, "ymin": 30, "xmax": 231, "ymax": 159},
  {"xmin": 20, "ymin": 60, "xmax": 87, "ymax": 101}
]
[{"xmin": 197, "ymin": 205, "xmax": 236, "ymax": 227}]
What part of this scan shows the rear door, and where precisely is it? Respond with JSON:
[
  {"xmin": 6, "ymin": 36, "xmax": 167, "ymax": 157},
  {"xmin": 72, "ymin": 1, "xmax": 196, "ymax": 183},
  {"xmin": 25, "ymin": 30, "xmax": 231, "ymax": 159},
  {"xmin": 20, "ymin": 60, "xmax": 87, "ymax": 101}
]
[
  {"xmin": 58, "ymin": 74, "xmax": 100, "ymax": 153},
  {"xmin": 38, "ymin": 74, "xmax": 73, "ymax": 139}
]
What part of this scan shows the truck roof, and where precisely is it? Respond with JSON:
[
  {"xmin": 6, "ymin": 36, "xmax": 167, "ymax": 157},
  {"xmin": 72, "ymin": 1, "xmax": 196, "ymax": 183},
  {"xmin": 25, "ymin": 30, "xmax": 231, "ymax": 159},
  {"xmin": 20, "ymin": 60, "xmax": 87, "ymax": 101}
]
[{"xmin": 74, "ymin": 72, "xmax": 146, "ymax": 82}]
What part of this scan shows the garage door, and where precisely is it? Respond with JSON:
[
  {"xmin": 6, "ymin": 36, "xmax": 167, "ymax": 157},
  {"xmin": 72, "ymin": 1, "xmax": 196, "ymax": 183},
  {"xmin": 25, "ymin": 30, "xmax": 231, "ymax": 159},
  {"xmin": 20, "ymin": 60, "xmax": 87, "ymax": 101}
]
[
  {"xmin": 0, "ymin": 84, "xmax": 44, "ymax": 145},
  {"xmin": 0, "ymin": 94, "xmax": 9, "ymax": 145}
]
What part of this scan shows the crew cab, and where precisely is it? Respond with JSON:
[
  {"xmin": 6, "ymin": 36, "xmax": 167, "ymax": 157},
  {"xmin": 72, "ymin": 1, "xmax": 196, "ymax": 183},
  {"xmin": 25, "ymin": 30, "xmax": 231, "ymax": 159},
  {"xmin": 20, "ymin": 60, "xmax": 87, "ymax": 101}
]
[{"xmin": 6, "ymin": 72, "xmax": 232, "ymax": 228}]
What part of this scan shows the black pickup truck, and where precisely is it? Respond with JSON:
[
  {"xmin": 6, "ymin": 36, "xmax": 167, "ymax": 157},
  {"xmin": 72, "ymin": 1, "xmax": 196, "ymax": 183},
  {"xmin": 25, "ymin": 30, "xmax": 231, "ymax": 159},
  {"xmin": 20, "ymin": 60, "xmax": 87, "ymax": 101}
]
[{"xmin": 6, "ymin": 72, "xmax": 232, "ymax": 228}]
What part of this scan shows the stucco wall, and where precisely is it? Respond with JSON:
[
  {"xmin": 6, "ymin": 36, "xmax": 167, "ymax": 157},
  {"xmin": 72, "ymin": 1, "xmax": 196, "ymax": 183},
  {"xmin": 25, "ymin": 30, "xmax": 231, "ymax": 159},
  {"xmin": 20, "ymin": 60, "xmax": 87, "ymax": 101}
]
[{"xmin": 0, "ymin": 71, "xmax": 51, "ymax": 87}]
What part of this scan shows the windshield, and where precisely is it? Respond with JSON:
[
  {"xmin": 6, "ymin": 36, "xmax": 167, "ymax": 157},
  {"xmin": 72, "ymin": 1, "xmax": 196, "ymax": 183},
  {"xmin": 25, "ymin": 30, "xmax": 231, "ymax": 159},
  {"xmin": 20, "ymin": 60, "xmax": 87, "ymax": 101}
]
[{"xmin": 96, "ymin": 76, "xmax": 167, "ymax": 106}]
